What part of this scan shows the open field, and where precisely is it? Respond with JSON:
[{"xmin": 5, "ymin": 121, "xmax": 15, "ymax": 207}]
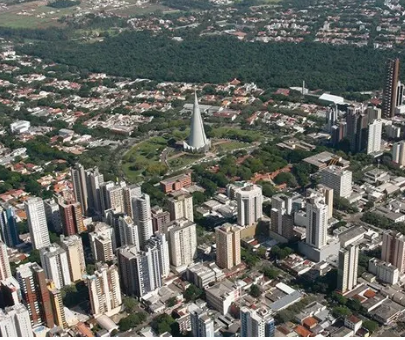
[
  {"xmin": 167, "ymin": 152, "xmax": 203, "ymax": 169},
  {"xmin": 209, "ymin": 126, "xmax": 265, "ymax": 142},
  {"xmin": 0, "ymin": 0, "xmax": 176, "ymax": 28},
  {"xmin": 213, "ymin": 140, "xmax": 249, "ymax": 153},
  {"xmin": 0, "ymin": 1, "xmax": 76, "ymax": 28}
]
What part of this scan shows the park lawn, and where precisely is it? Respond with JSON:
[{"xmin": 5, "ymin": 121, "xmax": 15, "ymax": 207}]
[
  {"xmin": 209, "ymin": 126, "xmax": 265, "ymax": 142},
  {"xmin": 168, "ymin": 153, "xmax": 203, "ymax": 169},
  {"xmin": 122, "ymin": 136, "xmax": 168, "ymax": 182},
  {"xmin": 214, "ymin": 140, "xmax": 249, "ymax": 153}
]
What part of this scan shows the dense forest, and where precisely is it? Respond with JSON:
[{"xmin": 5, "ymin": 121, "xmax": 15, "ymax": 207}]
[{"xmin": 18, "ymin": 31, "xmax": 402, "ymax": 92}]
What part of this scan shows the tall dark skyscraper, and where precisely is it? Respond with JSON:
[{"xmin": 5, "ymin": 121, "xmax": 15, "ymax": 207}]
[
  {"xmin": 346, "ymin": 106, "xmax": 369, "ymax": 153},
  {"xmin": 383, "ymin": 58, "xmax": 400, "ymax": 117},
  {"xmin": 0, "ymin": 204, "xmax": 20, "ymax": 248}
]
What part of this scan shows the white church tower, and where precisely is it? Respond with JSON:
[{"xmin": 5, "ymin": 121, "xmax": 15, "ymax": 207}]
[{"xmin": 184, "ymin": 92, "xmax": 211, "ymax": 153}]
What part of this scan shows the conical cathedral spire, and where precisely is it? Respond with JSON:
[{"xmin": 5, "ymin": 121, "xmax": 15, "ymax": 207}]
[{"xmin": 183, "ymin": 92, "xmax": 211, "ymax": 153}]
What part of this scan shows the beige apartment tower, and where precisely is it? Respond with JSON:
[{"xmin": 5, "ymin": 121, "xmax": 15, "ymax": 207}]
[
  {"xmin": 337, "ymin": 244, "xmax": 359, "ymax": 293},
  {"xmin": 59, "ymin": 235, "xmax": 86, "ymax": 282},
  {"xmin": 382, "ymin": 230, "xmax": 405, "ymax": 273},
  {"xmin": 168, "ymin": 193, "xmax": 194, "ymax": 222},
  {"xmin": 47, "ymin": 281, "xmax": 67, "ymax": 329},
  {"xmin": 0, "ymin": 241, "xmax": 11, "ymax": 281},
  {"xmin": 215, "ymin": 224, "xmax": 241, "ymax": 270}
]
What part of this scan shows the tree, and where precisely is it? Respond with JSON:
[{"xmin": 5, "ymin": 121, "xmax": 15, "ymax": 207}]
[
  {"xmin": 166, "ymin": 297, "xmax": 178, "ymax": 307},
  {"xmin": 122, "ymin": 296, "xmax": 139, "ymax": 313},
  {"xmin": 184, "ymin": 284, "xmax": 203, "ymax": 302},
  {"xmin": 363, "ymin": 320, "xmax": 378, "ymax": 333},
  {"xmin": 192, "ymin": 191, "xmax": 206, "ymax": 205},
  {"xmin": 250, "ymin": 284, "xmax": 261, "ymax": 298},
  {"xmin": 274, "ymin": 172, "xmax": 298, "ymax": 188},
  {"xmin": 261, "ymin": 266, "xmax": 279, "ymax": 279},
  {"xmin": 331, "ymin": 291, "xmax": 347, "ymax": 306},
  {"xmin": 347, "ymin": 298, "xmax": 362, "ymax": 312},
  {"xmin": 152, "ymin": 314, "xmax": 175, "ymax": 335},
  {"xmin": 119, "ymin": 312, "xmax": 147, "ymax": 332},
  {"xmin": 86, "ymin": 264, "xmax": 96, "ymax": 275},
  {"xmin": 332, "ymin": 306, "xmax": 352, "ymax": 318}
]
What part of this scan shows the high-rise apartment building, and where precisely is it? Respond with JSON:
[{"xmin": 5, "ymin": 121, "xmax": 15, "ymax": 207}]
[
  {"xmin": 85, "ymin": 166, "xmax": 104, "ymax": 217},
  {"xmin": 367, "ymin": 119, "xmax": 382, "ymax": 155},
  {"xmin": 122, "ymin": 184, "xmax": 141, "ymax": 218},
  {"xmin": 118, "ymin": 216, "xmax": 139, "ymax": 250},
  {"xmin": 305, "ymin": 193, "xmax": 328, "ymax": 249},
  {"xmin": 346, "ymin": 106, "xmax": 369, "ymax": 153},
  {"xmin": 366, "ymin": 106, "xmax": 382, "ymax": 123},
  {"xmin": 24, "ymin": 197, "xmax": 50, "ymax": 250},
  {"xmin": 116, "ymin": 245, "xmax": 162, "ymax": 298},
  {"xmin": 236, "ymin": 184, "xmax": 263, "ymax": 227},
  {"xmin": 89, "ymin": 223, "xmax": 116, "ymax": 263},
  {"xmin": 100, "ymin": 181, "xmax": 115, "ymax": 214},
  {"xmin": 240, "ymin": 306, "xmax": 275, "ymax": 337},
  {"xmin": 190, "ymin": 305, "xmax": 215, "ymax": 337},
  {"xmin": 392, "ymin": 141, "xmax": 405, "ymax": 167},
  {"xmin": 151, "ymin": 207, "xmax": 171, "ymax": 233},
  {"xmin": 320, "ymin": 166, "xmax": 352, "ymax": 198},
  {"xmin": 0, "ymin": 277, "xmax": 21, "ymax": 308},
  {"xmin": 16, "ymin": 262, "xmax": 54, "ymax": 327},
  {"xmin": 146, "ymin": 233, "xmax": 170, "ymax": 278},
  {"xmin": 59, "ymin": 235, "xmax": 86, "ymax": 282},
  {"xmin": 131, "ymin": 194, "xmax": 153, "ymax": 249},
  {"xmin": 381, "ymin": 230, "xmax": 405, "ymax": 273},
  {"xmin": 383, "ymin": 58, "xmax": 400, "ymax": 117},
  {"xmin": 86, "ymin": 263, "xmax": 122, "ymax": 316},
  {"xmin": 215, "ymin": 224, "xmax": 241, "ymax": 270},
  {"xmin": 59, "ymin": 200, "xmax": 85, "ymax": 236},
  {"xmin": 0, "ymin": 242, "xmax": 11, "ymax": 281},
  {"xmin": 164, "ymin": 219, "xmax": 197, "ymax": 272},
  {"xmin": 71, "ymin": 163, "xmax": 89, "ymax": 216},
  {"xmin": 337, "ymin": 244, "xmax": 359, "ymax": 293},
  {"xmin": 0, "ymin": 204, "xmax": 20, "ymax": 248},
  {"xmin": 0, "ymin": 308, "xmax": 17, "ymax": 337},
  {"xmin": 47, "ymin": 281, "xmax": 66, "ymax": 329},
  {"xmin": 106, "ymin": 185, "xmax": 125, "ymax": 214},
  {"xmin": 40, "ymin": 244, "xmax": 71, "ymax": 289},
  {"xmin": 397, "ymin": 80, "xmax": 404, "ymax": 107},
  {"xmin": 270, "ymin": 194, "xmax": 293, "ymax": 238},
  {"xmin": 0, "ymin": 304, "xmax": 33, "ymax": 337},
  {"xmin": 331, "ymin": 121, "xmax": 347, "ymax": 147},
  {"xmin": 168, "ymin": 193, "xmax": 194, "ymax": 222},
  {"xmin": 313, "ymin": 185, "xmax": 333, "ymax": 220},
  {"xmin": 44, "ymin": 198, "xmax": 62, "ymax": 234}
]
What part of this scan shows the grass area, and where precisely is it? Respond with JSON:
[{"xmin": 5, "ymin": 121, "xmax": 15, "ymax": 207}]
[
  {"xmin": 0, "ymin": 0, "xmax": 176, "ymax": 28},
  {"xmin": 122, "ymin": 136, "xmax": 168, "ymax": 182},
  {"xmin": 213, "ymin": 140, "xmax": 249, "ymax": 153},
  {"xmin": 0, "ymin": 2, "xmax": 77, "ymax": 28},
  {"xmin": 168, "ymin": 153, "xmax": 203, "ymax": 169},
  {"xmin": 209, "ymin": 126, "xmax": 265, "ymax": 142},
  {"xmin": 110, "ymin": 2, "xmax": 175, "ymax": 16}
]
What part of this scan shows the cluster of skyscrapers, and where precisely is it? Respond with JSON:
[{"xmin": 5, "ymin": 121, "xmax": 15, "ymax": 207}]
[{"xmin": 329, "ymin": 105, "xmax": 383, "ymax": 156}]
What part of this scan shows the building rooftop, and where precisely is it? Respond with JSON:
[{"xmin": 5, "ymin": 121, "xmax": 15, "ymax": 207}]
[
  {"xmin": 160, "ymin": 172, "xmax": 191, "ymax": 185},
  {"xmin": 303, "ymin": 151, "xmax": 350, "ymax": 169},
  {"xmin": 338, "ymin": 225, "xmax": 367, "ymax": 246},
  {"xmin": 206, "ymin": 279, "xmax": 238, "ymax": 300}
]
